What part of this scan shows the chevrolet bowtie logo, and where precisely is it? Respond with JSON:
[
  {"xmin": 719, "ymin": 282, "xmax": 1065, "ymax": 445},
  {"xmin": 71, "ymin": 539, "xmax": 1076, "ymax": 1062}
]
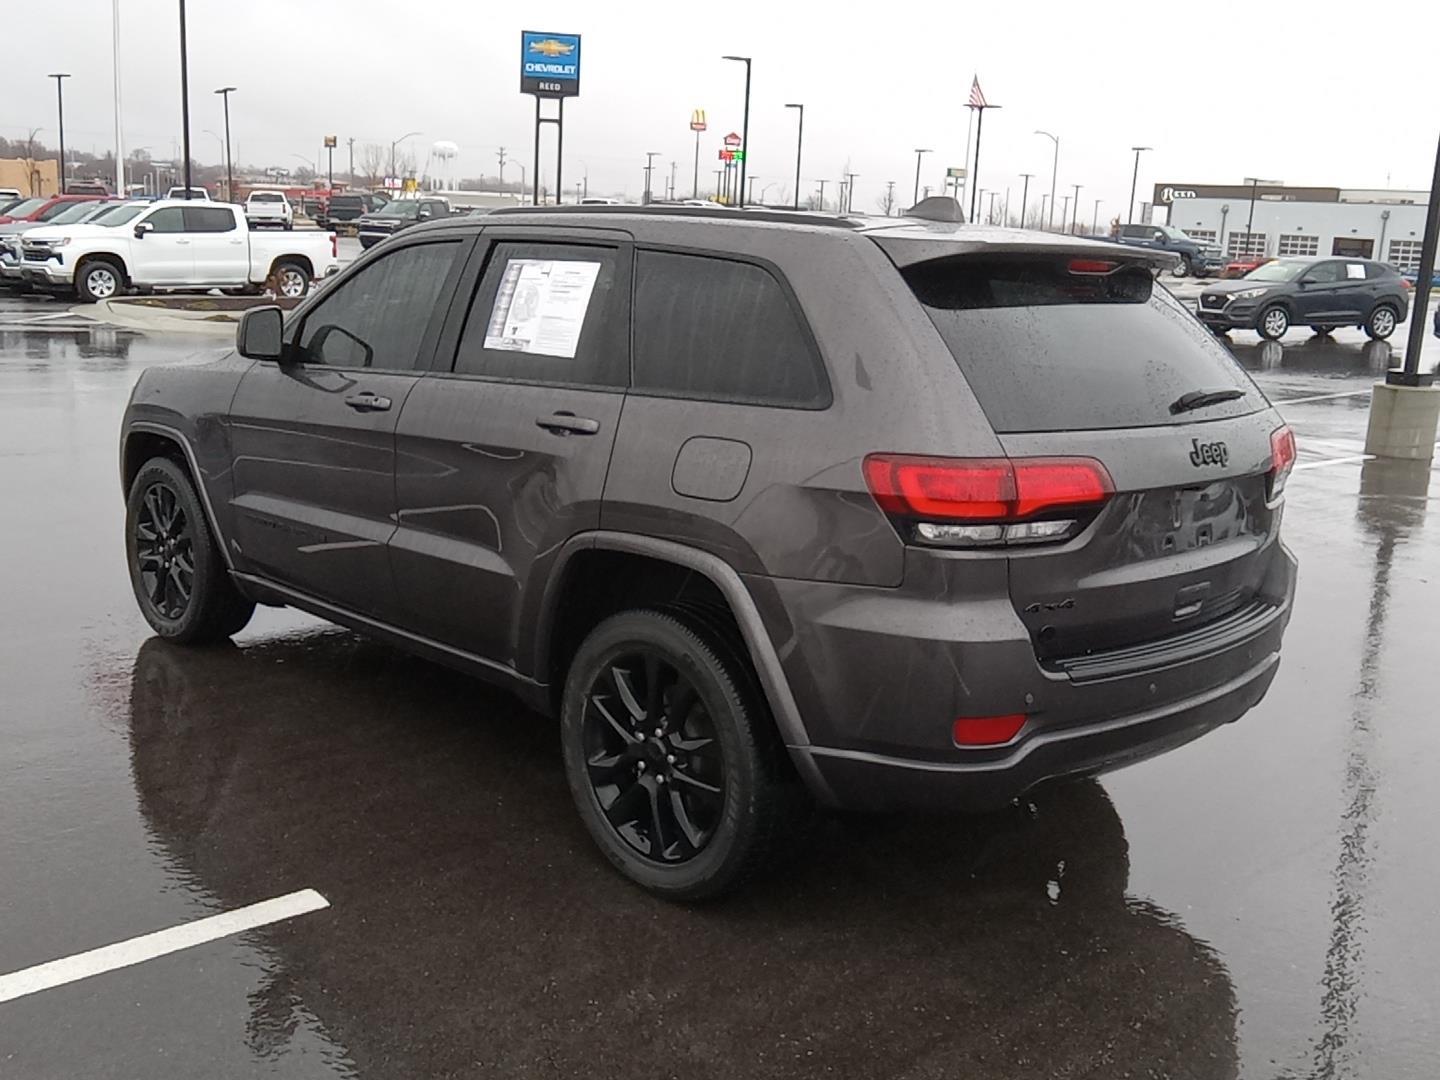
[{"xmin": 529, "ymin": 38, "xmax": 574, "ymax": 58}]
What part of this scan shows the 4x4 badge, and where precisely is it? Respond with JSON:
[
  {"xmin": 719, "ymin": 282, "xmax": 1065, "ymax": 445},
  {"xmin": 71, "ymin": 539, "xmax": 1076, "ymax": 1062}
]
[{"xmin": 1189, "ymin": 438, "xmax": 1229, "ymax": 467}]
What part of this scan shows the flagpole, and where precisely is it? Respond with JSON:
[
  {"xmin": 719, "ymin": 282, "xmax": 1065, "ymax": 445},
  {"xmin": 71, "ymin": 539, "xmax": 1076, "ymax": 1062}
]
[{"xmin": 970, "ymin": 107, "xmax": 985, "ymax": 222}]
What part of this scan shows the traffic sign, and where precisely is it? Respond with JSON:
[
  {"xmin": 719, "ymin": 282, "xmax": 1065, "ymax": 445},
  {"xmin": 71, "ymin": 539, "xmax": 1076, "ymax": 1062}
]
[
  {"xmin": 690, "ymin": 109, "xmax": 707, "ymax": 132},
  {"xmin": 723, "ymin": 132, "xmax": 742, "ymax": 148}
]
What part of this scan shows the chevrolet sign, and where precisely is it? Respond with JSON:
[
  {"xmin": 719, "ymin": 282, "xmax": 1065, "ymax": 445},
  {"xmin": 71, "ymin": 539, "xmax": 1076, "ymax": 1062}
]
[{"xmin": 520, "ymin": 31, "xmax": 581, "ymax": 98}]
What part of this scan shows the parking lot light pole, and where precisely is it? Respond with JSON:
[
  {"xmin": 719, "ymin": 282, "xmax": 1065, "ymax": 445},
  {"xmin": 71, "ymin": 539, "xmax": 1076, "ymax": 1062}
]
[
  {"xmin": 1391, "ymin": 135, "xmax": 1440, "ymax": 387},
  {"xmin": 722, "ymin": 56, "xmax": 751, "ymax": 207},
  {"xmin": 643, "ymin": 151, "xmax": 660, "ymax": 204},
  {"xmin": 177, "ymin": 0, "xmax": 192, "ymax": 199},
  {"xmin": 1018, "ymin": 172, "xmax": 1033, "ymax": 229},
  {"xmin": 1242, "ymin": 176, "xmax": 1279, "ymax": 257},
  {"xmin": 1070, "ymin": 183, "xmax": 1082, "ymax": 234},
  {"xmin": 1128, "ymin": 146, "xmax": 1151, "ymax": 224},
  {"xmin": 1092, "ymin": 198, "xmax": 1103, "ymax": 236},
  {"xmin": 912, "ymin": 148, "xmax": 931, "ymax": 207},
  {"xmin": 214, "ymin": 87, "xmax": 235, "ymax": 202},
  {"xmin": 1035, "ymin": 130, "xmax": 1059, "ymax": 230},
  {"xmin": 785, "ymin": 103, "xmax": 804, "ymax": 210},
  {"xmin": 390, "ymin": 131, "xmax": 422, "ymax": 187},
  {"xmin": 47, "ymin": 74, "xmax": 70, "ymax": 195}
]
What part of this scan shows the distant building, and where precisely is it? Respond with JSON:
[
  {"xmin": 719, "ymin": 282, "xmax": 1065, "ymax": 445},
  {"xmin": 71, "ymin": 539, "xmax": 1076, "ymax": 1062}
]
[
  {"xmin": 0, "ymin": 158, "xmax": 59, "ymax": 198},
  {"xmin": 1153, "ymin": 181, "xmax": 1430, "ymax": 270}
]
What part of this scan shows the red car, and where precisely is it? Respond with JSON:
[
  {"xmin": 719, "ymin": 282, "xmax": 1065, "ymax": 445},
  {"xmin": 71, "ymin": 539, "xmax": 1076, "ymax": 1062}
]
[
  {"xmin": 1221, "ymin": 255, "xmax": 1273, "ymax": 279},
  {"xmin": 0, "ymin": 194, "xmax": 103, "ymax": 226}
]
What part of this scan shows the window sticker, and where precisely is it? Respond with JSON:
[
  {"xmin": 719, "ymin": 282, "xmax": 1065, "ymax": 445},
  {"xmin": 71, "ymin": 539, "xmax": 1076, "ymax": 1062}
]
[
  {"xmin": 483, "ymin": 258, "xmax": 601, "ymax": 358},
  {"xmin": 1345, "ymin": 263, "xmax": 1366, "ymax": 280}
]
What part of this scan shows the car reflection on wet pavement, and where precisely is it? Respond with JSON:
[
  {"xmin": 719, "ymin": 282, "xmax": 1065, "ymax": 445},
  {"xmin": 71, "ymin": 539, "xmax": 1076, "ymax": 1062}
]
[{"xmin": 1, "ymin": 294, "xmax": 1437, "ymax": 1078}]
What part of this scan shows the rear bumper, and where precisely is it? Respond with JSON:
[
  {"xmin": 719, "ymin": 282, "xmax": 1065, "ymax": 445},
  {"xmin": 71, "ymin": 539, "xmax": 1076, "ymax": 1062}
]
[
  {"xmin": 748, "ymin": 540, "xmax": 1297, "ymax": 813},
  {"xmin": 798, "ymin": 649, "xmax": 1280, "ymax": 812}
]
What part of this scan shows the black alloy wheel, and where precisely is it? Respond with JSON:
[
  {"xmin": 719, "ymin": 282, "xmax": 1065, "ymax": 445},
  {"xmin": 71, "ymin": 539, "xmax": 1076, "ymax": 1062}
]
[
  {"xmin": 126, "ymin": 457, "xmax": 255, "ymax": 643},
  {"xmin": 561, "ymin": 609, "xmax": 794, "ymax": 900},
  {"xmin": 134, "ymin": 480, "xmax": 196, "ymax": 621},
  {"xmin": 581, "ymin": 649, "xmax": 726, "ymax": 864}
]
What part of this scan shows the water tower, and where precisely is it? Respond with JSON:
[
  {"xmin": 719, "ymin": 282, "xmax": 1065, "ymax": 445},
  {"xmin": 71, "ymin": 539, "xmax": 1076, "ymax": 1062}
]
[{"xmin": 430, "ymin": 140, "xmax": 459, "ymax": 192}]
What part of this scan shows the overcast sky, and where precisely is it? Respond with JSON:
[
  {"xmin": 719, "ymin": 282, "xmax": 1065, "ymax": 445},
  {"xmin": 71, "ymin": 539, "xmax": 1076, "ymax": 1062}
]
[{"xmin": 5, "ymin": 0, "xmax": 1438, "ymax": 219}]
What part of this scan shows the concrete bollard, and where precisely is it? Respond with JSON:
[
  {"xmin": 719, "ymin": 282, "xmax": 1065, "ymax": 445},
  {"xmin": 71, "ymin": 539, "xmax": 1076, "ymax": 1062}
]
[{"xmin": 1364, "ymin": 382, "xmax": 1440, "ymax": 462}]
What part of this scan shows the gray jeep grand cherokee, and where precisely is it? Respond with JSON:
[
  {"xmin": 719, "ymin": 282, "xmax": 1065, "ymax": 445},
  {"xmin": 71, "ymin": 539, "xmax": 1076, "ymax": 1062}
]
[{"xmin": 120, "ymin": 204, "xmax": 1297, "ymax": 899}]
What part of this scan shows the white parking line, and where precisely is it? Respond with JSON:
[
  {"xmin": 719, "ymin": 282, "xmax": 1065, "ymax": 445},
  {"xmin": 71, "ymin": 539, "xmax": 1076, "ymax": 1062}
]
[
  {"xmin": 1293, "ymin": 454, "xmax": 1373, "ymax": 472},
  {"xmin": 1275, "ymin": 389, "xmax": 1373, "ymax": 406},
  {"xmin": 0, "ymin": 889, "xmax": 330, "ymax": 1005}
]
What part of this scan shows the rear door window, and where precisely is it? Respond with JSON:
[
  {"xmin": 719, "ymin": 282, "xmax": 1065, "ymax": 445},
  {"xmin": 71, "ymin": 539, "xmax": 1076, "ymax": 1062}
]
[
  {"xmin": 451, "ymin": 241, "xmax": 626, "ymax": 388},
  {"xmin": 631, "ymin": 250, "xmax": 829, "ymax": 408},
  {"xmin": 902, "ymin": 255, "xmax": 1261, "ymax": 433},
  {"xmin": 183, "ymin": 206, "xmax": 236, "ymax": 232}
]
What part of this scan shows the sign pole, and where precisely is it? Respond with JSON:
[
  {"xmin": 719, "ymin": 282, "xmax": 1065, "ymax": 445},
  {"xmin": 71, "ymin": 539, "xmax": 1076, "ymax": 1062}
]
[
  {"xmin": 532, "ymin": 95, "xmax": 541, "ymax": 206},
  {"xmin": 693, "ymin": 129, "xmax": 700, "ymax": 200},
  {"xmin": 556, "ymin": 97, "xmax": 564, "ymax": 205},
  {"xmin": 1392, "ymin": 133, "xmax": 1440, "ymax": 387}
]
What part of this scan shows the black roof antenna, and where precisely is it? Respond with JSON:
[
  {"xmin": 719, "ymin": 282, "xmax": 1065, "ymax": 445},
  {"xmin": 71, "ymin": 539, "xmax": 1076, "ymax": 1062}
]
[{"xmin": 904, "ymin": 196, "xmax": 966, "ymax": 223}]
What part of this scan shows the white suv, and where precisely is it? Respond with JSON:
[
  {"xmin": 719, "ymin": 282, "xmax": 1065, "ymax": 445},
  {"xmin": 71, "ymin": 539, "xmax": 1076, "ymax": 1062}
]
[{"xmin": 245, "ymin": 191, "xmax": 294, "ymax": 230}]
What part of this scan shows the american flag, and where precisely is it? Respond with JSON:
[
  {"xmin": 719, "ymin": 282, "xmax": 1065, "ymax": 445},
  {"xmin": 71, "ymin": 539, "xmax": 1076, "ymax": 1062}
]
[{"xmin": 968, "ymin": 77, "xmax": 988, "ymax": 109}]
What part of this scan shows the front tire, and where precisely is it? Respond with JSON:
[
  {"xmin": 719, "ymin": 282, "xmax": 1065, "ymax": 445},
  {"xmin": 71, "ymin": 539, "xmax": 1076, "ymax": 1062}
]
[
  {"xmin": 1365, "ymin": 304, "xmax": 1399, "ymax": 340},
  {"xmin": 561, "ymin": 609, "xmax": 790, "ymax": 901},
  {"xmin": 76, "ymin": 257, "xmax": 124, "ymax": 303},
  {"xmin": 1258, "ymin": 304, "xmax": 1290, "ymax": 340},
  {"xmin": 1172, "ymin": 256, "xmax": 1192, "ymax": 278},
  {"xmin": 126, "ymin": 457, "xmax": 255, "ymax": 644}
]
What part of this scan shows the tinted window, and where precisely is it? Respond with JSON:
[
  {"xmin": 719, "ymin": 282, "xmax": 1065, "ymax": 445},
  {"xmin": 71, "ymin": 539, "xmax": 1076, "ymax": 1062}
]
[
  {"xmin": 251, "ymin": 193, "xmax": 284, "ymax": 203},
  {"xmin": 632, "ymin": 250, "xmax": 828, "ymax": 407},
  {"xmin": 184, "ymin": 206, "xmax": 236, "ymax": 232},
  {"xmin": 144, "ymin": 207, "xmax": 187, "ymax": 233},
  {"xmin": 1305, "ymin": 261, "xmax": 1345, "ymax": 284},
  {"xmin": 452, "ymin": 241, "xmax": 625, "ymax": 388},
  {"xmin": 1365, "ymin": 262, "xmax": 1397, "ymax": 280},
  {"xmin": 37, "ymin": 201, "xmax": 87, "ymax": 221},
  {"xmin": 903, "ymin": 255, "xmax": 1260, "ymax": 433},
  {"xmin": 297, "ymin": 241, "xmax": 462, "ymax": 371},
  {"xmin": 3, "ymin": 199, "xmax": 45, "ymax": 219}
]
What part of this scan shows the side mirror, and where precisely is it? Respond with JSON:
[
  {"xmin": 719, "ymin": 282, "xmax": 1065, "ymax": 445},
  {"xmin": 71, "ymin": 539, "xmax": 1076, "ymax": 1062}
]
[
  {"xmin": 133, "ymin": 221, "xmax": 154, "ymax": 240},
  {"xmin": 1298, "ymin": 276, "xmax": 1317, "ymax": 286},
  {"xmin": 1152, "ymin": 232, "xmax": 1165, "ymax": 243},
  {"xmin": 418, "ymin": 208, "xmax": 432, "ymax": 219},
  {"xmin": 237, "ymin": 305, "xmax": 285, "ymax": 361}
]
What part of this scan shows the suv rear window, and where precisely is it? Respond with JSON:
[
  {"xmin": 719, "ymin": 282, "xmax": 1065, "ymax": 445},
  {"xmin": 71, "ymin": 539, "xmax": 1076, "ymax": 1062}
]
[{"xmin": 903, "ymin": 255, "xmax": 1261, "ymax": 433}]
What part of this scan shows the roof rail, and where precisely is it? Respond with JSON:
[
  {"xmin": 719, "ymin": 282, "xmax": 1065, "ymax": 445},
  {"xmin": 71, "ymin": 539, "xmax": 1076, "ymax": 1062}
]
[{"xmin": 488, "ymin": 203, "xmax": 862, "ymax": 229}]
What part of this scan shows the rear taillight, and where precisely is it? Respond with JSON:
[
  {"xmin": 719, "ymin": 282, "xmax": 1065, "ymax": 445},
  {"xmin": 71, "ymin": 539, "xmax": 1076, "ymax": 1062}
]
[
  {"xmin": 1067, "ymin": 258, "xmax": 1121, "ymax": 275},
  {"xmin": 862, "ymin": 454, "xmax": 1114, "ymax": 548},
  {"xmin": 1269, "ymin": 424, "xmax": 1296, "ymax": 500}
]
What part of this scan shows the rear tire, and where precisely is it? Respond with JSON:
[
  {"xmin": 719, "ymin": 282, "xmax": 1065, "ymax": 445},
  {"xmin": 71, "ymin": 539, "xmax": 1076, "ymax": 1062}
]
[
  {"xmin": 1257, "ymin": 304, "xmax": 1290, "ymax": 340},
  {"xmin": 560, "ymin": 608, "xmax": 791, "ymax": 901},
  {"xmin": 1365, "ymin": 304, "xmax": 1399, "ymax": 340},
  {"xmin": 76, "ymin": 257, "xmax": 124, "ymax": 303},
  {"xmin": 126, "ymin": 457, "xmax": 255, "ymax": 644},
  {"xmin": 272, "ymin": 260, "xmax": 310, "ymax": 299}
]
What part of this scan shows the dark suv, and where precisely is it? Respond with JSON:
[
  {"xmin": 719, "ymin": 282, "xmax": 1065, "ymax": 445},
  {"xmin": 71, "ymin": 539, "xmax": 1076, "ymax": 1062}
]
[
  {"xmin": 1104, "ymin": 223, "xmax": 1225, "ymax": 278},
  {"xmin": 119, "ymin": 206, "xmax": 1298, "ymax": 899},
  {"xmin": 355, "ymin": 197, "xmax": 450, "ymax": 249},
  {"xmin": 1197, "ymin": 256, "xmax": 1411, "ymax": 340}
]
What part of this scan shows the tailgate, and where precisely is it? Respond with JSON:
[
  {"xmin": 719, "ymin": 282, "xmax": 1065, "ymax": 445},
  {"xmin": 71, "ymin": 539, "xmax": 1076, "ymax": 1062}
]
[{"xmin": 893, "ymin": 249, "xmax": 1290, "ymax": 663}]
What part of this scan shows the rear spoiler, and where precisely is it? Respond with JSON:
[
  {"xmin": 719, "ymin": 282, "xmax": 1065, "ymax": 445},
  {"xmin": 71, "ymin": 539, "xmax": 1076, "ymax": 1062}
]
[{"xmin": 869, "ymin": 230, "xmax": 1182, "ymax": 273}]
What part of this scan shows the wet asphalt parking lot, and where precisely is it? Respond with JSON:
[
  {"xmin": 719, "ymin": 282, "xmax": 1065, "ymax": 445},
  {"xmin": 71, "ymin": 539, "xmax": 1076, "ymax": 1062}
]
[{"xmin": 1, "ymin": 284, "xmax": 1437, "ymax": 1079}]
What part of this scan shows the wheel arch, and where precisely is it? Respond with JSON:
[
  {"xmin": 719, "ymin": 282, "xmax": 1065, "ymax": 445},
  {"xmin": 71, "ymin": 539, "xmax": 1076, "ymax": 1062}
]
[
  {"xmin": 531, "ymin": 532, "xmax": 831, "ymax": 799},
  {"xmin": 75, "ymin": 250, "xmax": 129, "ymax": 285},
  {"xmin": 121, "ymin": 423, "xmax": 235, "ymax": 572},
  {"xmin": 269, "ymin": 253, "xmax": 313, "ymax": 278}
]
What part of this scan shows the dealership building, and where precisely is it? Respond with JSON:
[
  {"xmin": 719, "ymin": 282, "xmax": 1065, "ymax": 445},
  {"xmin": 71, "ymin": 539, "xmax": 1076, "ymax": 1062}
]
[{"xmin": 1151, "ymin": 181, "xmax": 1430, "ymax": 270}]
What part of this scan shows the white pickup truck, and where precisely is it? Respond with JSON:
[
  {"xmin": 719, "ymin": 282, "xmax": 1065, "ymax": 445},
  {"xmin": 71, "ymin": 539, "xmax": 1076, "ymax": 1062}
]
[{"xmin": 19, "ymin": 199, "xmax": 338, "ymax": 302}]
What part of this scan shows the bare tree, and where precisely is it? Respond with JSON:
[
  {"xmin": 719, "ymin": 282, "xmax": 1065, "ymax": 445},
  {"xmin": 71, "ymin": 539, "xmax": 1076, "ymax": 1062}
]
[
  {"xmin": 358, "ymin": 143, "xmax": 385, "ymax": 189},
  {"xmin": 1024, "ymin": 203, "xmax": 1048, "ymax": 231},
  {"xmin": 876, "ymin": 181, "xmax": 897, "ymax": 217},
  {"xmin": 19, "ymin": 128, "xmax": 44, "ymax": 195}
]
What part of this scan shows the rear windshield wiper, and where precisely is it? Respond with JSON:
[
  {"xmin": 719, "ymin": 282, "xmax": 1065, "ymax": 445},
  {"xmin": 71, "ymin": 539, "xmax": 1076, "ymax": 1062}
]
[{"xmin": 1170, "ymin": 388, "xmax": 1246, "ymax": 415}]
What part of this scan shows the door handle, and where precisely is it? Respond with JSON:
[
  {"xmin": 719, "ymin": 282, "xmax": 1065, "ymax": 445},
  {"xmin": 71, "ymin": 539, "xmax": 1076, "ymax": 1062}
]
[
  {"xmin": 536, "ymin": 411, "xmax": 600, "ymax": 436},
  {"xmin": 344, "ymin": 392, "xmax": 392, "ymax": 412}
]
